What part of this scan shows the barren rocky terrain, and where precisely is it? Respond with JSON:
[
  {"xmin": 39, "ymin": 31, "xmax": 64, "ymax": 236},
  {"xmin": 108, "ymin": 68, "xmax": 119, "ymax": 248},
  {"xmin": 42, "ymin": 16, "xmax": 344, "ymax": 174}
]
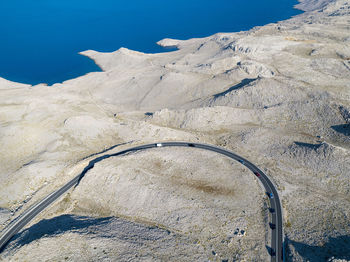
[{"xmin": 0, "ymin": 0, "xmax": 350, "ymax": 261}]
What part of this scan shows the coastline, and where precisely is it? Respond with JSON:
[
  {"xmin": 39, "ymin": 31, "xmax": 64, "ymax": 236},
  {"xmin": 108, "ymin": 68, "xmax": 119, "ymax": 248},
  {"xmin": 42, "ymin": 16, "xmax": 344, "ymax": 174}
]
[
  {"xmin": 2, "ymin": 0, "xmax": 307, "ymax": 87},
  {"xmin": 1, "ymin": 0, "xmax": 350, "ymax": 261},
  {"xmin": 0, "ymin": 0, "xmax": 304, "ymax": 86}
]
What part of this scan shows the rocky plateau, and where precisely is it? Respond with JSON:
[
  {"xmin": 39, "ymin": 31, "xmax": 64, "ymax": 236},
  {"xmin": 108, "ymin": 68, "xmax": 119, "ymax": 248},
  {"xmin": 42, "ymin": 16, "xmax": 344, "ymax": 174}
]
[{"xmin": 0, "ymin": 0, "xmax": 350, "ymax": 261}]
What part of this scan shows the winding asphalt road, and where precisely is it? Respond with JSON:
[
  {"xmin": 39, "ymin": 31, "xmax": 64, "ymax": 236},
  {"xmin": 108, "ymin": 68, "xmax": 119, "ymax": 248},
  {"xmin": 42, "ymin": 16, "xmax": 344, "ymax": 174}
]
[{"xmin": 0, "ymin": 142, "xmax": 283, "ymax": 261}]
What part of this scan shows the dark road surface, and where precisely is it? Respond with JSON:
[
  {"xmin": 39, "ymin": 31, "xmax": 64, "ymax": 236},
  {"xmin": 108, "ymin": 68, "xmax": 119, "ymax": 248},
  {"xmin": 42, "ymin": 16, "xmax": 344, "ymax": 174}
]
[{"xmin": 0, "ymin": 142, "xmax": 283, "ymax": 261}]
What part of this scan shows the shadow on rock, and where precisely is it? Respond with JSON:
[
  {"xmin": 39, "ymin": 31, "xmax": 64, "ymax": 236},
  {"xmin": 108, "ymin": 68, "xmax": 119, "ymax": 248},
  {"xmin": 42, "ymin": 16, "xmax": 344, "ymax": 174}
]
[
  {"xmin": 75, "ymin": 144, "xmax": 139, "ymax": 187},
  {"xmin": 294, "ymin": 141, "xmax": 323, "ymax": 150},
  {"xmin": 331, "ymin": 124, "xmax": 350, "ymax": 136},
  {"xmin": 10, "ymin": 215, "xmax": 112, "ymax": 249},
  {"xmin": 8, "ymin": 214, "xmax": 180, "ymax": 254},
  {"xmin": 265, "ymin": 245, "xmax": 275, "ymax": 257},
  {"xmin": 213, "ymin": 78, "xmax": 257, "ymax": 98},
  {"xmin": 287, "ymin": 235, "xmax": 350, "ymax": 261}
]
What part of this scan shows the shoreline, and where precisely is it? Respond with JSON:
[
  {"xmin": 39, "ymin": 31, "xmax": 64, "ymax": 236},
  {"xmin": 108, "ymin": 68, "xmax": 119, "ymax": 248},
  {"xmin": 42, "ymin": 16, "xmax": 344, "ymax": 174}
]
[
  {"xmin": 1, "ymin": 0, "xmax": 350, "ymax": 260},
  {"xmin": 0, "ymin": 0, "xmax": 304, "ymax": 87}
]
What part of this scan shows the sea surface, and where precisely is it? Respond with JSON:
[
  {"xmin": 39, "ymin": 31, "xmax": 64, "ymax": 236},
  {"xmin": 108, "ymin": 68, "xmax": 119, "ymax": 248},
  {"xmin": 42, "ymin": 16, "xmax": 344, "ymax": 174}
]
[{"xmin": 0, "ymin": 0, "xmax": 302, "ymax": 85}]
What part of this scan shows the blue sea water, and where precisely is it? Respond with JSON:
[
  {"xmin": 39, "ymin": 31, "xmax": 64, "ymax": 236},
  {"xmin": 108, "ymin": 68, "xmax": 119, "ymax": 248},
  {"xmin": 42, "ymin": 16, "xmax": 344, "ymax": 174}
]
[{"xmin": 0, "ymin": 0, "xmax": 302, "ymax": 85}]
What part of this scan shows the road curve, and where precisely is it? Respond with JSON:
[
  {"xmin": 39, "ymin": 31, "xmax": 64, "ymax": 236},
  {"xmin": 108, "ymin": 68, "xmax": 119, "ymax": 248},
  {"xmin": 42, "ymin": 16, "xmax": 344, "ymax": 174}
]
[{"xmin": 0, "ymin": 142, "xmax": 283, "ymax": 261}]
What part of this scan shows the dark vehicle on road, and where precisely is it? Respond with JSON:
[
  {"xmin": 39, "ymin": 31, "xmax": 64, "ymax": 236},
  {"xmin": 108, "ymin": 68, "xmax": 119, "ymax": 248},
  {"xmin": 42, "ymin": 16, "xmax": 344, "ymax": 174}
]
[
  {"xmin": 270, "ymin": 223, "xmax": 276, "ymax": 230},
  {"xmin": 266, "ymin": 192, "xmax": 274, "ymax": 199},
  {"xmin": 254, "ymin": 172, "xmax": 261, "ymax": 177}
]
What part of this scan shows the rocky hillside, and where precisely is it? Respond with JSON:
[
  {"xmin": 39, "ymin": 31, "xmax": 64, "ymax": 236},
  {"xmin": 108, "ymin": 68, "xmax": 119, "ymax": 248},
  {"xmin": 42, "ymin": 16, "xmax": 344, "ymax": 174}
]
[{"xmin": 0, "ymin": 0, "xmax": 349, "ymax": 261}]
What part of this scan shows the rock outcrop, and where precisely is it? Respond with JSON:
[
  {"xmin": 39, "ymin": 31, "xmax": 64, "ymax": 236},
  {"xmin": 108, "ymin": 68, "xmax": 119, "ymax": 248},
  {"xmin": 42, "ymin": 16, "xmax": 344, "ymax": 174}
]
[{"xmin": 1, "ymin": 0, "xmax": 350, "ymax": 261}]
